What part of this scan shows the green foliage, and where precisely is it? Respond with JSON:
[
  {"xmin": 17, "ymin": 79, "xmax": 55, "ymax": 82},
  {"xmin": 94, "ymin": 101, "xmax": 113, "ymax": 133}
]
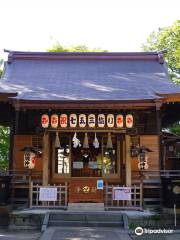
[
  {"xmin": 128, "ymin": 222, "xmax": 139, "ymax": 230},
  {"xmin": 0, "ymin": 126, "xmax": 10, "ymax": 170},
  {"xmin": 142, "ymin": 20, "xmax": 180, "ymax": 84},
  {"xmin": 0, "ymin": 59, "xmax": 3, "ymax": 78},
  {"xmin": 0, "ymin": 60, "xmax": 9, "ymax": 170},
  {"xmin": 48, "ymin": 41, "xmax": 107, "ymax": 52},
  {"xmin": 169, "ymin": 122, "xmax": 180, "ymax": 135}
]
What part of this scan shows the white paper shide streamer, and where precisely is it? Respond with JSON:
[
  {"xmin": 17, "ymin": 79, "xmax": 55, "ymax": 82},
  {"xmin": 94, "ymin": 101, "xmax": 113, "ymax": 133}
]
[{"xmin": 72, "ymin": 132, "xmax": 81, "ymax": 148}]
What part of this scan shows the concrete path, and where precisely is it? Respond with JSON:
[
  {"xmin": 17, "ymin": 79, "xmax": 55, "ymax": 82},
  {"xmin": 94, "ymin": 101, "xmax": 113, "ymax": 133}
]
[
  {"xmin": 131, "ymin": 233, "xmax": 180, "ymax": 240},
  {"xmin": 40, "ymin": 227, "xmax": 132, "ymax": 240},
  {"xmin": 0, "ymin": 230, "xmax": 41, "ymax": 240}
]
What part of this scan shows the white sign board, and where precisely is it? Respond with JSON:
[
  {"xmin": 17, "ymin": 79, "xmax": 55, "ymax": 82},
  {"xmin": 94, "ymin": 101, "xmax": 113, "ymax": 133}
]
[
  {"xmin": 113, "ymin": 187, "xmax": 131, "ymax": 200},
  {"xmin": 89, "ymin": 161, "xmax": 98, "ymax": 169},
  {"xmin": 73, "ymin": 161, "xmax": 83, "ymax": 169},
  {"xmin": 39, "ymin": 187, "xmax": 57, "ymax": 201}
]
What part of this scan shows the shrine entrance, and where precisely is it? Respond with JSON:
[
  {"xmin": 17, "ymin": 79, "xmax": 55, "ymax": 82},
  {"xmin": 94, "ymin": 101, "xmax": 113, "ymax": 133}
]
[{"xmin": 51, "ymin": 131, "xmax": 124, "ymax": 203}]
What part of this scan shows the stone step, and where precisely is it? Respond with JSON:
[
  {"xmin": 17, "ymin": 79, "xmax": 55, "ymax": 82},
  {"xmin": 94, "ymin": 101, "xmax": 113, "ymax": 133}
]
[
  {"xmin": 49, "ymin": 212, "xmax": 123, "ymax": 222},
  {"xmin": 68, "ymin": 203, "xmax": 104, "ymax": 212},
  {"xmin": 48, "ymin": 220, "xmax": 124, "ymax": 227},
  {"xmin": 48, "ymin": 212, "xmax": 124, "ymax": 228}
]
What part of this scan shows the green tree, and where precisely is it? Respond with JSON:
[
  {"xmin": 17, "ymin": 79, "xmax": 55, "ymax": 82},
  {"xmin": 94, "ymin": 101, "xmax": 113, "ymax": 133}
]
[
  {"xmin": 48, "ymin": 41, "xmax": 107, "ymax": 52},
  {"xmin": 0, "ymin": 59, "xmax": 3, "ymax": 78},
  {"xmin": 0, "ymin": 59, "xmax": 10, "ymax": 170},
  {"xmin": 142, "ymin": 20, "xmax": 180, "ymax": 84},
  {"xmin": 0, "ymin": 126, "xmax": 10, "ymax": 170}
]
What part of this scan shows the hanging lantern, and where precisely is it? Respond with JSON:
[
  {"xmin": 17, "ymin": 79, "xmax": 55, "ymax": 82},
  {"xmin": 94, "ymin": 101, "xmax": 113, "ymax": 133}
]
[
  {"xmin": 98, "ymin": 114, "xmax": 105, "ymax": 128},
  {"xmin": 60, "ymin": 114, "xmax": 68, "ymax": 128},
  {"xmin": 126, "ymin": 114, "xmax": 133, "ymax": 128},
  {"xmin": 88, "ymin": 114, "xmax": 96, "ymax": 128},
  {"xmin": 70, "ymin": 114, "xmax": 77, "ymax": 128},
  {"xmin": 116, "ymin": 114, "xmax": 124, "ymax": 128},
  {"xmin": 72, "ymin": 132, "xmax": 81, "ymax": 148},
  {"xmin": 79, "ymin": 114, "xmax": 86, "ymax": 128},
  {"xmin": 93, "ymin": 132, "xmax": 99, "ymax": 148},
  {"xmin": 21, "ymin": 146, "xmax": 37, "ymax": 169},
  {"xmin": 55, "ymin": 132, "xmax": 61, "ymax": 148},
  {"xmin": 51, "ymin": 114, "xmax": 58, "ymax": 128},
  {"xmin": 107, "ymin": 114, "xmax": 114, "ymax": 128},
  {"xmin": 41, "ymin": 114, "xmax": 49, "ymax": 128},
  {"xmin": 83, "ymin": 132, "xmax": 89, "ymax": 149},
  {"xmin": 106, "ymin": 132, "xmax": 113, "ymax": 149}
]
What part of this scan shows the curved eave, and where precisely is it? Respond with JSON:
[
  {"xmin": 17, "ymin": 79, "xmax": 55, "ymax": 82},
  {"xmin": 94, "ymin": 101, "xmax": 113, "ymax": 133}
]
[
  {"xmin": 7, "ymin": 98, "xmax": 162, "ymax": 110},
  {"xmin": 156, "ymin": 93, "xmax": 180, "ymax": 103},
  {"xmin": 0, "ymin": 92, "xmax": 18, "ymax": 102}
]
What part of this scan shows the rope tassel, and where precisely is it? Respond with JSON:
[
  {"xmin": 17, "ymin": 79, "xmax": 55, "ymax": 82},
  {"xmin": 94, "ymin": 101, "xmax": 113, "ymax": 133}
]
[
  {"xmin": 55, "ymin": 132, "xmax": 61, "ymax": 148},
  {"xmin": 83, "ymin": 132, "xmax": 89, "ymax": 149},
  {"xmin": 106, "ymin": 132, "xmax": 113, "ymax": 149},
  {"xmin": 93, "ymin": 132, "xmax": 99, "ymax": 148}
]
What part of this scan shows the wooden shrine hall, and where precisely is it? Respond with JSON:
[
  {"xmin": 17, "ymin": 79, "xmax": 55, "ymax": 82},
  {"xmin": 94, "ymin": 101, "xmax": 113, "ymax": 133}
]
[{"xmin": 0, "ymin": 50, "xmax": 180, "ymax": 209}]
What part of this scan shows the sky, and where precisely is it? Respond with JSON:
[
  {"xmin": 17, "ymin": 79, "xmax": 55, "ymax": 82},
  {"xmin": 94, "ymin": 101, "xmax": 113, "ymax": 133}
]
[{"xmin": 0, "ymin": 0, "xmax": 180, "ymax": 58}]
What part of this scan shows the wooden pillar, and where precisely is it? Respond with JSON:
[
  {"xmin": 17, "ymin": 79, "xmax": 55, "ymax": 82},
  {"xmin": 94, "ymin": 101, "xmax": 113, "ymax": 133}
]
[
  {"xmin": 42, "ymin": 131, "xmax": 49, "ymax": 186},
  {"xmin": 125, "ymin": 135, "xmax": 131, "ymax": 187},
  {"xmin": 155, "ymin": 100, "xmax": 163, "ymax": 170},
  {"xmin": 9, "ymin": 123, "xmax": 14, "ymax": 170}
]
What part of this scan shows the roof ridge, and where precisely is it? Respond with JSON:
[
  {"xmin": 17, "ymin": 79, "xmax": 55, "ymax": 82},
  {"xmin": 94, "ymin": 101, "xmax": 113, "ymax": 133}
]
[
  {"xmin": 5, "ymin": 50, "xmax": 164, "ymax": 63},
  {"xmin": 5, "ymin": 49, "xmax": 160, "ymax": 55}
]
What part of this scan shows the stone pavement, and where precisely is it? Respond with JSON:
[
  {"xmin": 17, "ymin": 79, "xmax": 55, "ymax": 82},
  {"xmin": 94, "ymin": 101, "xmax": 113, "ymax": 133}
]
[
  {"xmin": 40, "ymin": 227, "xmax": 180, "ymax": 240},
  {"xmin": 0, "ymin": 228, "xmax": 180, "ymax": 240},
  {"xmin": 131, "ymin": 233, "xmax": 180, "ymax": 240},
  {"xmin": 40, "ymin": 227, "xmax": 132, "ymax": 240},
  {"xmin": 0, "ymin": 230, "xmax": 41, "ymax": 240}
]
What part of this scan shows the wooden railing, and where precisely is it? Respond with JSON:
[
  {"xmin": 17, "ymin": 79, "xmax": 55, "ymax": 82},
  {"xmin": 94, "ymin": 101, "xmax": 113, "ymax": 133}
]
[
  {"xmin": 132, "ymin": 170, "xmax": 180, "ymax": 182},
  {"xmin": 131, "ymin": 170, "xmax": 180, "ymax": 209},
  {"xmin": 104, "ymin": 183, "xmax": 143, "ymax": 210},
  {"xmin": 30, "ymin": 182, "xmax": 68, "ymax": 209},
  {"xmin": 1, "ymin": 170, "xmax": 43, "ymax": 205}
]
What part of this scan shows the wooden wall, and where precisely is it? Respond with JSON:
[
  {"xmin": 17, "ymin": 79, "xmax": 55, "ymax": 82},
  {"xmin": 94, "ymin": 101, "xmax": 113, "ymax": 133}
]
[
  {"xmin": 13, "ymin": 135, "xmax": 42, "ymax": 171},
  {"xmin": 131, "ymin": 135, "xmax": 160, "ymax": 171},
  {"xmin": 13, "ymin": 134, "xmax": 160, "ymax": 178}
]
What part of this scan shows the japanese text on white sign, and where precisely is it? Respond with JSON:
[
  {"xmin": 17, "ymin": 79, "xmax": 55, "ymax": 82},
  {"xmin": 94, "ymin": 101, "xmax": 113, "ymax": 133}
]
[
  {"xmin": 113, "ymin": 187, "xmax": 131, "ymax": 200},
  {"xmin": 39, "ymin": 187, "xmax": 57, "ymax": 201}
]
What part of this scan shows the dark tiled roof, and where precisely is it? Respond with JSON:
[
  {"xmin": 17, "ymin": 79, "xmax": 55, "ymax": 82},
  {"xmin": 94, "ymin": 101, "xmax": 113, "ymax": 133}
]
[{"xmin": 0, "ymin": 51, "xmax": 180, "ymax": 101}]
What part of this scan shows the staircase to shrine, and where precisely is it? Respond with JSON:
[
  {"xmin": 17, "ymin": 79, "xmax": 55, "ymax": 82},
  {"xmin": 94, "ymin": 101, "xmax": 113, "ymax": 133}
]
[{"xmin": 48, "ymin": 211, "xmax": 125, "ymax": 228}]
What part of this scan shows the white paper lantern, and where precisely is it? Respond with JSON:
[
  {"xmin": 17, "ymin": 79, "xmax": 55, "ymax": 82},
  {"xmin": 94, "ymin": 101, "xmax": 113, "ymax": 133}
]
[
  {"xmin": 116, "ymin": 114, "xmax": 124, "ymax": 128},
  {"xmin": 69, "ymin": 114, "xmax": 77, "ymax": 127},
  {"xmin": 51, "ymin": 114, "xmax": 58, "ymax": 128},
  {"xmin": 79, "ymin": 114, "xmax": 86, "ymax": 128},
  {"xmin": 98, "ymin": 114, "xmax": 105, "ymax": 128},
  {"xmin": 107, "ymin": 114, "xmax": 114, "ymax": 128},
  {"xmin": 41, "ymin": 114, "xmax": 49, "ymax": 128},
  {"xmin": 24, "ymin": 151, "xmax": 36, "ymax": 169},
  {"xmin": 88, "ymin": 114, "xmax": 96, "ymax": 128},
  {"xmin": 60, "ymin": 114, "xmax": 68, "ymax": 128},
  {"xmin": 126, "ymin": 114, "xmax": 133, "ymax": 128}
]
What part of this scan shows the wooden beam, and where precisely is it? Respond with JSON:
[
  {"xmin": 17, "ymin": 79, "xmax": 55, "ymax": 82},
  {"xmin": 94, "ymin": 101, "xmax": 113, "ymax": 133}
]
[
  {"xmin": 42, "ymin": 132, "xmax": 49, "ymax": 186},
  {"xmin": 125, "ymin": 135, "xmax": 131, "ymax": 187},
  {"xmin": 11, "ymin": 100, "xmax": 156, "ymax": 110}
]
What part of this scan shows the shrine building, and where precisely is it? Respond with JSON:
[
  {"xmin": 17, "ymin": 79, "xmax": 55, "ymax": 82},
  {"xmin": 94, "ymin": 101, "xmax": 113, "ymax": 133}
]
[{"xmin": 0, "ymin": 50, "xmax": 180, "ymax": 209}]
